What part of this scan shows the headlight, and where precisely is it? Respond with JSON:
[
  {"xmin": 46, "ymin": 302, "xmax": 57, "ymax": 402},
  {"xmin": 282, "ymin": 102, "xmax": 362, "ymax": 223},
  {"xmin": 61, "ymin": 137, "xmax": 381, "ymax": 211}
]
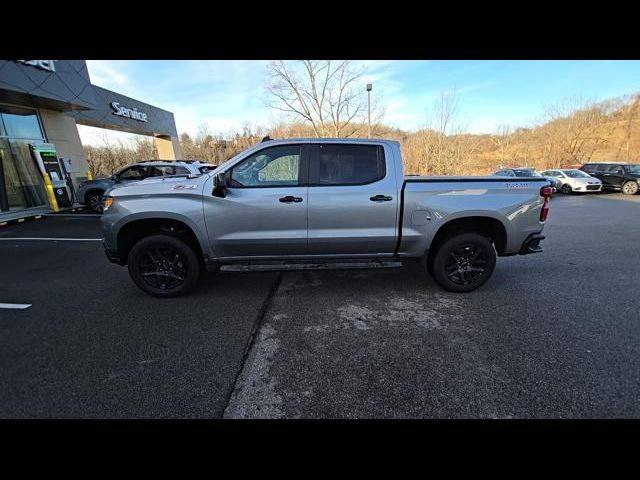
[{"xmin": 103, "ymin": 197, "xmax": 114, "ymax": 211}]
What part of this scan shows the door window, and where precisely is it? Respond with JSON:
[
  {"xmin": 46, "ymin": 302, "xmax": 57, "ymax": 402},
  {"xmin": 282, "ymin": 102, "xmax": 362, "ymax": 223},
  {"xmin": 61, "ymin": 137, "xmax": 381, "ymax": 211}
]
[
  {"xmin": 312, "ymin": 144, "xmax": 385, "ymax": 185},
  {"xmin": 230, "ymin": 145, "xmax": 302, "ymax": 187},
  {"xmin": 118, "ymin": 166, "xmax": 148, "ymax": 180}
]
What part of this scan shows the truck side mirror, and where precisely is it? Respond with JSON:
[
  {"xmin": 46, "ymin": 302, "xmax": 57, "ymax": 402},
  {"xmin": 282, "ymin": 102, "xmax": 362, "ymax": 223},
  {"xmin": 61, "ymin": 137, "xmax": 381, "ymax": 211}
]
[{"xmin": 213, "ymin": 172, "xmax": 228, "ymax": 198}]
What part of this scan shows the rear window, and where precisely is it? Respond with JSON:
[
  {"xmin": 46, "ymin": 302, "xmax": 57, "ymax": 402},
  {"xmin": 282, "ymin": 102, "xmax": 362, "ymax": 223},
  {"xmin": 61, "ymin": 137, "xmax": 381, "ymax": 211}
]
[{"xmin": 313, "ymin": 144, "xmax": 385, "ymax": 185}]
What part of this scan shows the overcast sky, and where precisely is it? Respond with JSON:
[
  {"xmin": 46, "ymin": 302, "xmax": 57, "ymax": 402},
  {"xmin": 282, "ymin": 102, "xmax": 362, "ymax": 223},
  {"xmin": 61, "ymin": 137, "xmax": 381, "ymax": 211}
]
[{"xmin": 77, "ymin": 60, "xmax": 640, "ymax": 146}]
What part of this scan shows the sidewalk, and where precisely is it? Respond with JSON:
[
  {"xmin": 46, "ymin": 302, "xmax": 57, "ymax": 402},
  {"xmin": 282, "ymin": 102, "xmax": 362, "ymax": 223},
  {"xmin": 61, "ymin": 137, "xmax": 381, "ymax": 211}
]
[{"xmin": 0, "ymin": 204, "xmax": 86, "ymax": 227}]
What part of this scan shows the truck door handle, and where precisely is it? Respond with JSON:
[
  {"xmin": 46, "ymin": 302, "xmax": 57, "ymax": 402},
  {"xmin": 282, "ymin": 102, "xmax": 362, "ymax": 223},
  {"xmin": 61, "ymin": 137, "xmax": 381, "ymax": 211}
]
[
  {"xmin": 279, "ymin": 196, "xmax": 303, "ymax": 203},
  {"xmin": 370, "ymin": 195, "xmax": 393, "ymax": 202}
]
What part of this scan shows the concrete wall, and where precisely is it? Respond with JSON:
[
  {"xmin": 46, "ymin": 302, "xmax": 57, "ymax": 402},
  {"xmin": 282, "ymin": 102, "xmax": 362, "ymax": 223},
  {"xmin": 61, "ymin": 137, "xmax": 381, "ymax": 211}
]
[{"xmin": 38, "ymin": 109, "xmax": 90, "ymax": 188}]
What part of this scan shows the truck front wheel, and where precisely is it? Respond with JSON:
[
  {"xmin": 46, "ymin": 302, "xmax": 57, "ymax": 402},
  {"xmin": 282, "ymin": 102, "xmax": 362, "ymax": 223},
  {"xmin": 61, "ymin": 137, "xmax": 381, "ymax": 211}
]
[
  {"xmin": 430, "ymin": 233, "xmax": 496, "ymax": 293},
  {"xmin": 127, "ymin": 234, "xmax": 201, "ymax": 297}
]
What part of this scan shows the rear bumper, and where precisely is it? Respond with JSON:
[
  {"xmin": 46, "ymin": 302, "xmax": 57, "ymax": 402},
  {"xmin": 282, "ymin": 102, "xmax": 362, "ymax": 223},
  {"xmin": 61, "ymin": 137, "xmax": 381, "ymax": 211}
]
[{"xmin": 519, "ymin": 233, "xmax": 545, "ymax": 255}]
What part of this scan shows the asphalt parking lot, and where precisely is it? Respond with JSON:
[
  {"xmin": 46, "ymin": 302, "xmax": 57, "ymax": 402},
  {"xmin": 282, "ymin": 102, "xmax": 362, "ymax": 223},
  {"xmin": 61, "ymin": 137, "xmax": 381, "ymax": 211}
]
[{"xmin": 1, "ymin": 192, "xmax": 640, "ymax": 418}]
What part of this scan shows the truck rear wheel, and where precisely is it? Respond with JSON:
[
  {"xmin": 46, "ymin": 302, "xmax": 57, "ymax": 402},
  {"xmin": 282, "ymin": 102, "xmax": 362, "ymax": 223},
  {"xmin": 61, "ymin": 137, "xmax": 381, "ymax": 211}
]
[
  {"xmin": 431, "ymin": 233, "xmax": 496, "ymax": 293},
  {"xmin": 127, "ymin": 234, "xmax": 201, "ymax": 297}
]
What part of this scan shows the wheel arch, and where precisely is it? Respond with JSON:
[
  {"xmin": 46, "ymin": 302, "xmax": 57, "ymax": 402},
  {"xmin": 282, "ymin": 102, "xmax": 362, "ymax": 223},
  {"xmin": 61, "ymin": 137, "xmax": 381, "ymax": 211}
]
[
  {"xmin": 115, "ymin": 215, "xmax": 207, "ymax": 265},
  {"xmin": 427, "ymin": 216, "xmax": 508, "ymax": 262}
]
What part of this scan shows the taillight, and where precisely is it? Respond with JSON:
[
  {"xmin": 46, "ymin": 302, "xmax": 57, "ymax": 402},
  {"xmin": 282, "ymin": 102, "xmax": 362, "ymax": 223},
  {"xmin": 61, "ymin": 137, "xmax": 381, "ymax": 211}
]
[{"xmin": 540, "ymin": 186, "xmax": 552, "ymax": 221}]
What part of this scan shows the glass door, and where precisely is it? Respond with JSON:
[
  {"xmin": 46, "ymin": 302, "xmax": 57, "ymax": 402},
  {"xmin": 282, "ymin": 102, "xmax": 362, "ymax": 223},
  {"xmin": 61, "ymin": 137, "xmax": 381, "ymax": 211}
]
[{"xmin": 0, "ymin": 105, "xmax": 49, "ymax": 212}]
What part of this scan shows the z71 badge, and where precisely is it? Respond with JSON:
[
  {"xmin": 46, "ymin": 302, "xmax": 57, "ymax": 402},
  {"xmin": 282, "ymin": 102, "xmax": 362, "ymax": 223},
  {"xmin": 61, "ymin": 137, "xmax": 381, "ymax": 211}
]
[{"xmin": 172, "ymin": 184, "xmax": 198, "ymax": 190}]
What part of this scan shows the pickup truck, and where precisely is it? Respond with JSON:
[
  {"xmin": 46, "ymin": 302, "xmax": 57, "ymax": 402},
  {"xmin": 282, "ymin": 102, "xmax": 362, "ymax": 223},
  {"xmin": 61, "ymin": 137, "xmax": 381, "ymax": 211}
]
[{"xmin": 101, "ymin": 138, "xmax": 552, "ymax": 297}]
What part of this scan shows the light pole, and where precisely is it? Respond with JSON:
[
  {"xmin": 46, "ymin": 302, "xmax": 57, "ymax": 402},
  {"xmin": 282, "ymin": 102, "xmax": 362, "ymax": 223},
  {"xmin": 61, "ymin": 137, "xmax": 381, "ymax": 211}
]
[{"xmin": 366, "ymin": 83, "xmax": 372, "ymax": 138}]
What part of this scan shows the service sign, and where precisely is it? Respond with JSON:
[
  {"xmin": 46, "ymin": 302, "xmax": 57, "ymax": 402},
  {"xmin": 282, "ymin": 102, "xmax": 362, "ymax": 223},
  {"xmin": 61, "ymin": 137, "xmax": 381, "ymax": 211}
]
[{"xmin": 111, "ymin": 102, "xmax": 149, "ymax": 122}]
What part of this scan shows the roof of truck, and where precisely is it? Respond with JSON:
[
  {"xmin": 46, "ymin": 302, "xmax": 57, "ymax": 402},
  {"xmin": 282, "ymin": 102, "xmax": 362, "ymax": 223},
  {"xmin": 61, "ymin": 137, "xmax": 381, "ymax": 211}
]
[{"xmin": 261, "ymin": 137, "xmax": 400, "ymax": 145}]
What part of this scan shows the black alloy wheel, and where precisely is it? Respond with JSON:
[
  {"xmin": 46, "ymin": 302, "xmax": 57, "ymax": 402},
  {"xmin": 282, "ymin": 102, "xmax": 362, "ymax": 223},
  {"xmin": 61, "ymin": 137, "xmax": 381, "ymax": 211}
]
[
  {"xmin": 431, "ymin": 233, "xmax": 497, "ymax": 293},
  {"xmin": 87, "ymin": 192, "xmax": 104, "ymax": 213},
  {"xmin": 128, "ymin": 234, "xmax": 201, "ymax": 297}
]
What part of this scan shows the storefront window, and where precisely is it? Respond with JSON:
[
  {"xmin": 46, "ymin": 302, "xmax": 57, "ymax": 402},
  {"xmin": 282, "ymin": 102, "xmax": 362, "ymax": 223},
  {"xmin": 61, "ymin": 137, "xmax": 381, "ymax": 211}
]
[
  {"xmin": 0, "ymin": 105, "xmax": 48, "ymax": 212},
  {"xmin": 1, "ymin": 105, "xmax": 45, "ymax": 140}
]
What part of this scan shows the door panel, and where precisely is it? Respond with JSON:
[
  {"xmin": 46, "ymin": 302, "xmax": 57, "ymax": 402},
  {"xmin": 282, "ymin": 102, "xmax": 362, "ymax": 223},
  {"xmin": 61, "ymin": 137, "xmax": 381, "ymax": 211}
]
[
  {"xmin": 204, "ymin": 186, "xmax": 308, "ymax": 258},
  {"xmin": 203, "ymin": 144, "xmax": 308, "ymax": 258},
  {"xmin": 306, "ymin": 144, "xmax": 398, "ymax": 255},
  {"xmin": 606, "ymin": 166, "xmax": 625, "ymax": 188}
]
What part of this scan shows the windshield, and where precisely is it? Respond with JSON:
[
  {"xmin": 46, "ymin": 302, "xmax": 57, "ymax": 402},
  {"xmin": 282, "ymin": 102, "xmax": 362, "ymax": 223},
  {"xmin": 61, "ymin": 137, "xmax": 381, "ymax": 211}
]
[
  {"xmin": 513, "ymin": 169, "xmax": 541, "ymax": 177},
  {"xmin": 626, "ymin": 164, "xmax": 640, "ymax": 174},
  {"xmin": 563, "ymin": 169, "xmax": 591, "ymax": 178}
]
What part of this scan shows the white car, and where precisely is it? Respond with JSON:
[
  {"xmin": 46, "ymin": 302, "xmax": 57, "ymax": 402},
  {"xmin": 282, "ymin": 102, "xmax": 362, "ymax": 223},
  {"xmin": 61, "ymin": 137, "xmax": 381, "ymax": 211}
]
[{"xmin": 540, "ymin": 169, "xmax": 602, "ymax": 194}]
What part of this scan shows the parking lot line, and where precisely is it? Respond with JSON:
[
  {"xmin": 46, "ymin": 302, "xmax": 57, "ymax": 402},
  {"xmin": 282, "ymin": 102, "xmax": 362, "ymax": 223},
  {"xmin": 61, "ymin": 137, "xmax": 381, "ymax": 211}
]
[
  {"xmin": 0, "ymin": 238, "xmax": 101, "ymax": 241},
  {"xmin": 0, "ymin": 303, "xmax": 32, "ymax": 310}
]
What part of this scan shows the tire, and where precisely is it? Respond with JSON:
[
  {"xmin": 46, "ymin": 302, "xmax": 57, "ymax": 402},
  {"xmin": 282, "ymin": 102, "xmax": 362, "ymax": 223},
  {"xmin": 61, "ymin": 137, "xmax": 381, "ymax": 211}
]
[
  {"xmin": 561, "ymin": 184, "xmax": 572, "ymax": 194},
  {"xmin": 127, "ymin": 234, "xmax": 201, "ymax": 297},
  {"xmin": 431, "ymin": 233, "xmax": 497, "ymax": 293},
  {"xmin": 86, "ymin": 191, "xmax": 105, "ymax": 213},
  {"xmin": 622, "ymin": 181, "xmax": 639, "ymax": 195}
]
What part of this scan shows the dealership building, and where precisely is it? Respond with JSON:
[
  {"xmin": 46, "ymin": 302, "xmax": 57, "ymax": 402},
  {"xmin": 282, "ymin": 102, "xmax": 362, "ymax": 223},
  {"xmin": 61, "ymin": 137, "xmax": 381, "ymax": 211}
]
[{"xmin": 0, "ymin": 60, "xmax": 181, "ymax": 220}]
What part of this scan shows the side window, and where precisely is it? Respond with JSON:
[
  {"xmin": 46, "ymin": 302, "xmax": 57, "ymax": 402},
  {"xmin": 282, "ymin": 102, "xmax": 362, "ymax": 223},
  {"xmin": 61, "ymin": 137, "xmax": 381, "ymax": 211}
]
[
  {"xmin": 118, "ymin": 166, "xmax": 147, "ymax": 180},
  {"xmin": 230, "ymin": 145, "xmax": 301, "ymax": 187},
  {"xmin": 582, "ymin": 165, "xmax": 595, "ymax": 173},
  {"xmin": 609, "ymin": 165, "xmax": 624, "ymax": 174},
  {"xmin": 313, "ymin": 144, "xmax": 385, "ymax": 185},
  {"xmin": 596, "ymin": 164, "xmax": 610, "ymax": 172},
  {"xmin": 151, "ymin": 165, "xmax": 191, "ymax": 176}
]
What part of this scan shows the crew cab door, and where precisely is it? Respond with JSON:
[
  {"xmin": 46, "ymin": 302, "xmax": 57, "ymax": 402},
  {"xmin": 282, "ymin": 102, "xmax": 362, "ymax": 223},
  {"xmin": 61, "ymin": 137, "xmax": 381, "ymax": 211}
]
[
  {"xmin": 203, "ymin": 144, "xmax": 309, "ymax": 259},
  {"xmin": 306, "ymin": 143, "xmax": 398, "ymax": 255}
]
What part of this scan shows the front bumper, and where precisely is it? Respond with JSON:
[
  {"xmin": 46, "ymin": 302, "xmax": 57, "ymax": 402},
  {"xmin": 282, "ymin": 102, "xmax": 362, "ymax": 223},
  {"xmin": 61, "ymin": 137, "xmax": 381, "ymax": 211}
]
[
  {"xmin": 519, "ymin": 233, "xmax": 545, "ymax": 255},
  {"xmin": 104, "ymin": 243, "xmax": 124, "ymax": 265},
  {"xmin": 573, "ymin": 184, "xmax": 602, "ymax": 192}
]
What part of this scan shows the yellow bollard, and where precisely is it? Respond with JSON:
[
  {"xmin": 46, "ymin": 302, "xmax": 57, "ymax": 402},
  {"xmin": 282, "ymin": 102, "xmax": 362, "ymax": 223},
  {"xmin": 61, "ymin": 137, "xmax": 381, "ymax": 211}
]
[
  {"xmin": 42, "ymin": 174, "xmax": 60, "ymax": 212},
  {"xmin": 87, "ymin": 170, "xmax": 93, "ymax": 180}
]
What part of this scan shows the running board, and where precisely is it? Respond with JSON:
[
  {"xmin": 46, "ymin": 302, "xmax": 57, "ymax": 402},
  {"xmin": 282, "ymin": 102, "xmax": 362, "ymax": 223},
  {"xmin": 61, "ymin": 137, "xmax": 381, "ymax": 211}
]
[{"xmin": 220, "ymin": 260, "xmax": 403, "ymax": 273}]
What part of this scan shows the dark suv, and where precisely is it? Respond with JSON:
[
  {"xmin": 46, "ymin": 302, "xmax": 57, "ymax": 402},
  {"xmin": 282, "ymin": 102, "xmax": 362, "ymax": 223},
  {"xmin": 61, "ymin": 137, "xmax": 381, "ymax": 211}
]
[{"xmin": 580, "ymin": 163, "xmax": 640, "ymax": 195}]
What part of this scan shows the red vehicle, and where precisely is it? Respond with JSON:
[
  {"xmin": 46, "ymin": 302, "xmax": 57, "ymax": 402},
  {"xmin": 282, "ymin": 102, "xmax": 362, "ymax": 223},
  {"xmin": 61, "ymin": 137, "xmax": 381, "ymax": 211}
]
[{"xmin": 560, "ymin": 164, "xmax": 582, "ymax": 170}]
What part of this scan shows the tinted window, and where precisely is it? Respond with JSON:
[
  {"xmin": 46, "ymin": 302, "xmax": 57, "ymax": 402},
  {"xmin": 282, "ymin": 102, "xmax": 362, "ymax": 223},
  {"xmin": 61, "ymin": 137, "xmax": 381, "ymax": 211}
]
[
  {"xmin": 608, "ymin": 165, "xmax": 624, "ymax": 174},
  {"xmin": 230, "ymin": 145, "xmax": 301, "ymax": 187},
  {"xmin": 147, "ymin": 165, "xmax": 191, "ymax": 176},
  {"xmin": 314, "ymin": 144, "xmax": 384, "ymax": 185},
  {"xmin": 118, "ymin": 166, "xmax": 147, "ymax": 180},
  {"xmin": 596, "ymin": 164, "xmax": 610, "ymax": 172}
]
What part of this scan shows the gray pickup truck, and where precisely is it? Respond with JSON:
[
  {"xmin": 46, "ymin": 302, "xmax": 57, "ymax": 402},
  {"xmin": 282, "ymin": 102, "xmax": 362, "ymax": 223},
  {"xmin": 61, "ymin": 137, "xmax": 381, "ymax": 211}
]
[{"xmin": 101, "ymin": 138, "xmax": 552, "ymax": 297}]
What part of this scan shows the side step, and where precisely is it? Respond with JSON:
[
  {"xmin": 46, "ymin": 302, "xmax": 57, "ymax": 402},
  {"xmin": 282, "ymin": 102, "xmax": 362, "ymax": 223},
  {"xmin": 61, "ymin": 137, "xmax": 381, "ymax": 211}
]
[{"xmin": 220, "ymin": 260, "xmax": 403, "ymax": 273}]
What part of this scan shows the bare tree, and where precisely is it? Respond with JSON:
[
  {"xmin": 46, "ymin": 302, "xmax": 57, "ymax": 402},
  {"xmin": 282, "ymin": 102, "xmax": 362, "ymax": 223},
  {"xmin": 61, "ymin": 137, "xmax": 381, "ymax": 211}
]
[
  {"xmin": 491, "ymin": 124, "xmax": 512, "ymax": 163},
  {"xmin": 541, "ymin": 96, "xmax": 615, "ymax": 166},
  {"xmin": 265, "ymin": 60, "xmax": 382, "ymax": 138},
  {"xmin": 403, "ymin": 90, "xmax": 480, "ymax": 175}
]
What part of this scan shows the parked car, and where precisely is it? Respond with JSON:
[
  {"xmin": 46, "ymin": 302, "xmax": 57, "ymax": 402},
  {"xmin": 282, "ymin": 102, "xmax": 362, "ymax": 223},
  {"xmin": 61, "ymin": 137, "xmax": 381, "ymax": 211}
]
[
  {"xmin": 493, "ymin": 167, "xmax": 558, "ymax": 191},
  {"xmin": 77, "ymin": 160, "xmax": 217, "ymax": 212},
  {"xmin": 101, "ymin": 138, "xmax": 552, "ymax": 297},
  {"xmin": 540, "ymin": 169, "xmax": 602, "ymax": 194},
  {"xmin": 579, "ymin": 162, "xmax": 640, "ymax": 195}
]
